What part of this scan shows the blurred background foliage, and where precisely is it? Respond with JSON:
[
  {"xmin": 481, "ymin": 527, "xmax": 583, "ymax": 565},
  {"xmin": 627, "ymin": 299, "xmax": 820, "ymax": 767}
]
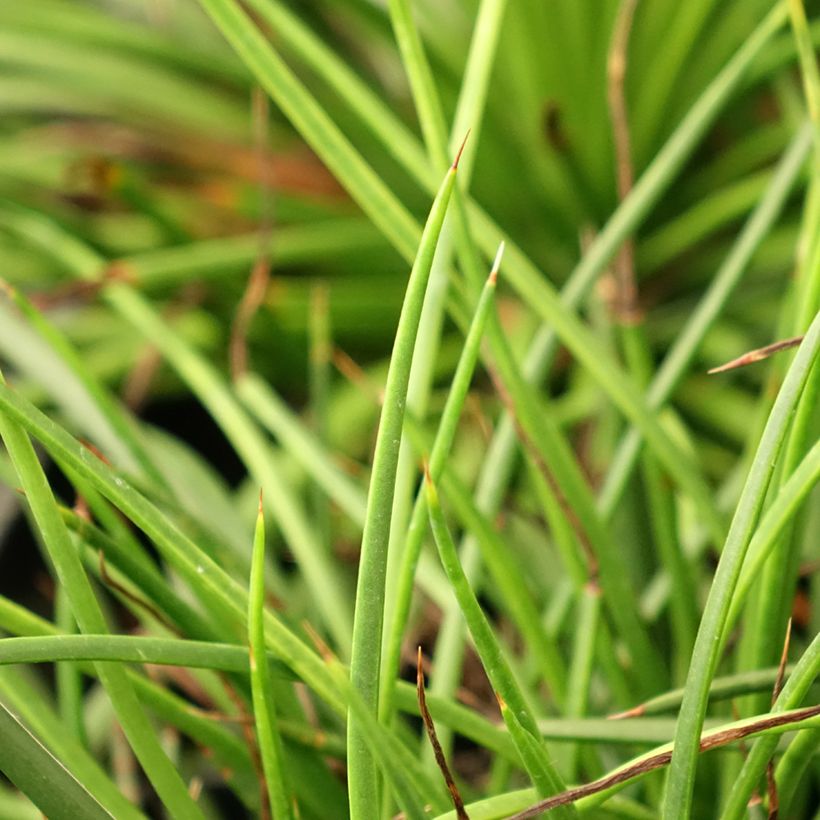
[{"xmin": 0, "ymin": 0, "xmax": 810, "ymax": 405}]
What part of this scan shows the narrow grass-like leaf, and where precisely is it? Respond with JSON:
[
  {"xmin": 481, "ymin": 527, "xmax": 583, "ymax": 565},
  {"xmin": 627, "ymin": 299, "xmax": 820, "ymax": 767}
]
[
  {"xmin": 248, "ymin": 496, "xmax": 293, "ymax": 820},
  {"xmin": 0, "ymin": 701, "xmax": 113, "ymax": 820},
  {"xmin": 0, "ymin": 634, "xmax": 287, "ymax": 675},
  {"xmin": 564, "ymin": 583, "xmax": 601, "ymax": 777},
  {"xmin": 631, "ymin": 0, "xmax": 726, "ymax": 163},
  {"xmin": 0, "ymin": 627, "xmax": 506, "ymax": 764},
  {"xmin": 664, "ymin": 309, "xmax": 820, "ymax": 817},
  {"xmin": 425, "ymin": 473, "xmax": 571, "ymax": 807},
  {"xmin": 364, "ymin": 3, "xmax": 515, "ymax": 772},
  {"xmin": 611, "ymin": 665, "xmax": 802, "ymax": 719},
  {"xmin": 0, "ymin": 202, "xmax": 354, "ymax": 650},
  {"xmin": 0, "ymin": 280, "xmax": 165, "ymax": 487},
  {"xmin": 129, "ymin": 675, "xmax": 262, "ymax": 810},
  {"xmin": 0, "ymin": 595, "xmax": 60, "ymax": 638},
  {"xmin": 195, "ymin": 0, "xmax": 418, "ymax": 260},
  {"xmin": 54, "ymin": 587, "xmax": 85, "ymax": 745},
  {"xmin": 740, "ymin": 1, "xmax": 820, "ymax": 716},
  {"xmin": 724, "ymin": 435, "xmax": 820, "ymax": 634},
  {"xmin": 0, "ymin": 29, "xmax": 249, "ymax": 137},
  {"xmin": 0, "ymin": 300, "xmax": 137, "ymax": 471},
  {"xmin": 599, "ymin": 123, "xmax": 811, "ymax": 515},
  {"xmin": 788, "ymin": 0, "xmax": 820, "ymax": 140},
  {"xmin": 60, "ymin": 504, "xmax": 233, "ymax": 645},
  {"xmin": 123, "ymin": 219, "xmax": 383, "ymax": 288},
  {"xmin": 433, "ymin": 788, "xmax": 536, "ymax": 820},
  {"xmin": 0, "ymin": 0, "xmax": 247, "ymax": 82},
  {"xmin": 720, "ymin": 631, "xmax": 820, "ymax": 819},
  {"xmin": 773, "ymin": 723, "xmax": 820, "ymax": 817},
  {"xmin": 387, "ymin": 0, "xmax": 504, "ymax": 679},
  {"xmin": 387, "ymin": 0, "xmax": 450, "ymax": 173},
  {"xmin": 0, "ymin": 374, "xmax": 203, "ymax": 819},
  {"xmin": 380, "ymin": 250, "xmax": 500, "ymax": 720},
  {"xmin": 486, "ymin": 324, "xmax": 667, "ymax": 692},
  {"xmin": 434, "ymin": 466, "xmax": 568, "ymax": 702},
  {"xmin": 509, "ymin": 705, "xmax": 820, "ymax": 818},
  {"xmin": 240, "ymin": 0, "xmax": 429, "ymax": 185},
  {"xmin": 2, "ymin": 3, "xmax": 817, "ymax": 816},
  {"xmin": 192, "ymin": 0, "xmax": 752, "ymax": 536},
  {"xmin": 346, "ymin": 152, "xmax": 459, "ymax": 815},
  {"xmin": 0, "ymin": 602, "xmax": 264, "ymax": 809},
  {"xmin": 106, "ymin": 284, "xmax": 354, "ymax": 650},
  {"xmin": 249, "ymin": 0, "xmax": 787, "ymax": 320},
  {"xmin": 4, "ymin": 633, "xmax": 807, "ymax": 752},
  {"xmin": 497, "ymin": 697, "xmax": 573, "ymax": 818},
  {"xmin": 312, "ymin": 632, "xmax": 441, "ymax": 820},
  {"xmin": 638, "ymin": 169, "xmax": 783, "ymax": 273},
  {"xmin": 237, "ymin": 375, "xmax": 366, "ymax": 526},
  {"xmin": 308, "ymin": 281, "xmax": 332, "ymax": 553},
  {"xmin": 0, "ymin": 379, "xmax": 344, "ymax": 713},
  {"xmin": 448, "ymin": 0, "xmax": 508, "ymax": 179},
  {"xmin": 0, "ymin": 669, "xmax": 146, "ymax": 820}
]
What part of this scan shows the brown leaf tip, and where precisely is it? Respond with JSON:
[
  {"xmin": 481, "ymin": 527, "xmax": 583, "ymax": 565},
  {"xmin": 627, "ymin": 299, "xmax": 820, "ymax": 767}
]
[
  {"xmin": 258, "ymin": 487, "xmax": 264, "ymax": 515},
  {"xmin": 302, "ymin": 620, "xmax": 333, "ymax": 662},
  {"xmin": 607, "ymin": 705, "xmax": 644, "ymax": 720},
  {"xmin": 489, "ymin": 241, "xmax": 505, "ymax": 285},
  {"xmin": 708, "ymin": 335, "xmax": 804, "ymax": 374},
  {"xmin": 452, "ymin": 129, "xmax": 471, "ymax": 170}
]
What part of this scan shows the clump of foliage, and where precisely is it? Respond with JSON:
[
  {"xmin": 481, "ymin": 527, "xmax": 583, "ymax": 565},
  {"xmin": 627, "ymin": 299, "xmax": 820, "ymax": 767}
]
[{"xmin": 0, "ymin": 1, "xmax": 818, "ymax": 818}]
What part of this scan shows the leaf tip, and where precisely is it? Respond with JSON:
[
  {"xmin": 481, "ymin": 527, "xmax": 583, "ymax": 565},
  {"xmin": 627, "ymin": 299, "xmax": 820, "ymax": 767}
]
[
  {"xmin": 302, "ymin": 619, "xmax": 333, "ymax": 663},
  {"xmin": 607, "ymin": 705, "xmax": 643, "ymax": 720},
  {"xmin": 489, "ymin": 241, "xmax": 505, "ymax": 285},
  {"xmin": 452, "ymin": 129, "xmax": 471, "ymax": 170}
]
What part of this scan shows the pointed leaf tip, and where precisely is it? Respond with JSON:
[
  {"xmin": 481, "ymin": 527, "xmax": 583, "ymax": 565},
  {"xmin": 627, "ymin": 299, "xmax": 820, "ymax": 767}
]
[
  {"xmin": 258, "ymin": 487, "xmax": 264, "ymax": 514},
  {"xmin": 489, "ymin": 241, "xmax": 505, "ymax": 285},
  {"xmin": 707, "ymin": 334, "xmax": 804, "ymax": 374},
  {"xmin": 302, "ymin": 619, "xmax": 333, "ymax": 662},
  {"xmin": 452, "ymin": 129, "xmax": 471, "ymax": 169}
]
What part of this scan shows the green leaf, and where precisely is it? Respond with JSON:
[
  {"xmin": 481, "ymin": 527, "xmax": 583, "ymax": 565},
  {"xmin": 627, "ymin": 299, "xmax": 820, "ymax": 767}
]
[
  {"xmin": 346, "ymin": 155, "xmax": 459, "ymax": 815},
  {"xmin": 664, "ymin": 309, "xmax": 820, "ymax": 817},
  {"xmin": 0, "ymin": 372, "xmax": 203, "ymax": 819},
  {"xmin": 0, "ymin": 701, "xmax": 114, "ymax": 820},
  {"xmin": 425, "ymin": 473, "xmax": 572, "ymax": 810},
  {"xmin": 248, "ymin": 498, "xmax": 294, "ymax": 819}
]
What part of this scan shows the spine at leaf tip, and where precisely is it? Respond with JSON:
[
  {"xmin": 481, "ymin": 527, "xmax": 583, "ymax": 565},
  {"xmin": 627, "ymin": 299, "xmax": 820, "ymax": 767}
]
[
  {"xmin": 452, "ymin": 129, "xmax": 471, "ymax": 169},
  {"xmin": 489, "ymin": 241, "xmax": 505, "ymax": 285}
]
